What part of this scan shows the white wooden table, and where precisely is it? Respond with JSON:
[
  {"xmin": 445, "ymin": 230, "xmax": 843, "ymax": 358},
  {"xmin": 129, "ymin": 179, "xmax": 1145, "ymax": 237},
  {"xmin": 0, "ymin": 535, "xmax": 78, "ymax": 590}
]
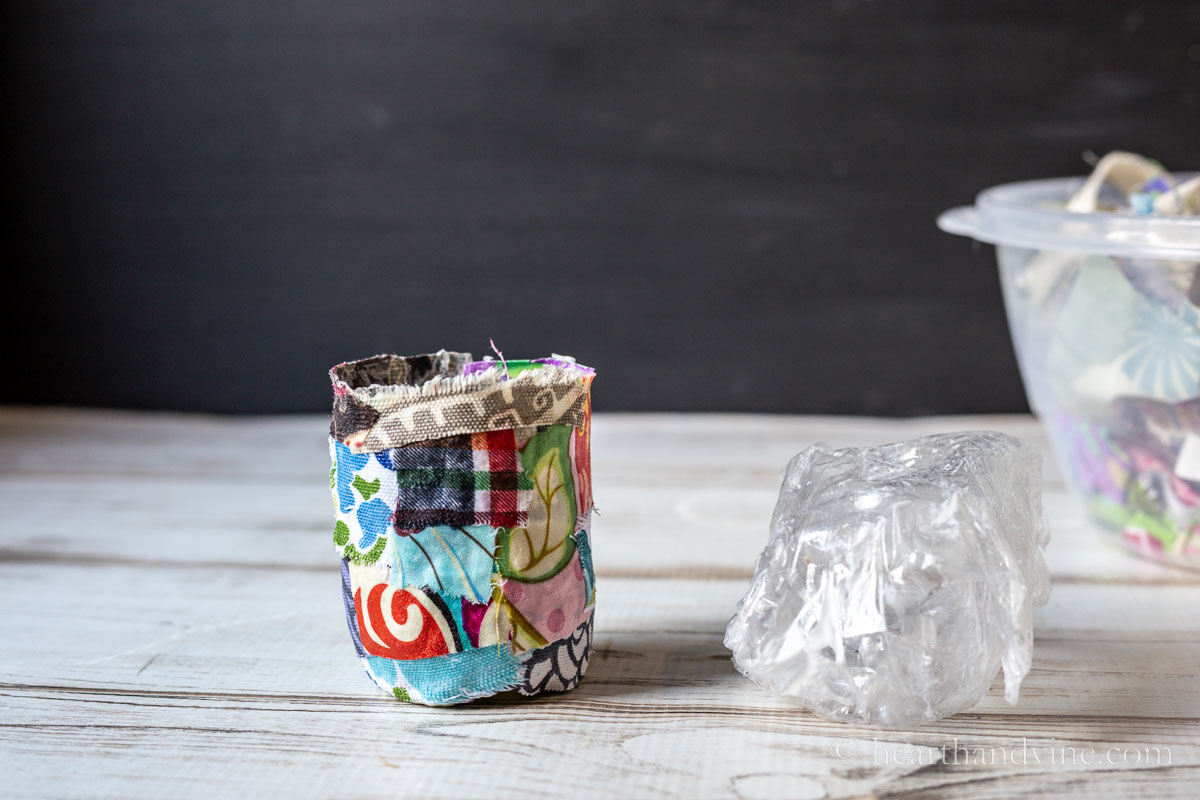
[{"xmin": 2, "ymin": 409, "xmax": 1198, "ymax": 798}]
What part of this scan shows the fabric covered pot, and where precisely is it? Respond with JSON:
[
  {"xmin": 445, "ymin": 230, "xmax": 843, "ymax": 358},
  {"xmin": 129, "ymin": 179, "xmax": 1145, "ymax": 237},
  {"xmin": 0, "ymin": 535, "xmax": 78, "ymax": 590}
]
[{"xmin": 328, "ymin": 351, "xmax": 596, "ymax": 704}]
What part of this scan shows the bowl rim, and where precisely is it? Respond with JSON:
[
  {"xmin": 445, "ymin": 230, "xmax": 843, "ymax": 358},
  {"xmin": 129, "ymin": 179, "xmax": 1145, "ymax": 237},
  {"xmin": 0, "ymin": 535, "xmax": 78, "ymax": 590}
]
[{"xmin": 939, "ymin": 175, "xmax": 1200, "ymax": 259}]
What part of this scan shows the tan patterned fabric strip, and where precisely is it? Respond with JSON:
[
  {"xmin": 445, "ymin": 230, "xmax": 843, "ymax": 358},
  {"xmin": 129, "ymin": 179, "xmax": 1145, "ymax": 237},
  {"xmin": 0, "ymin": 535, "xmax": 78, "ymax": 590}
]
[{"xmin": 330, "ymin": 351, "xmax": 592, "ymax": 451}]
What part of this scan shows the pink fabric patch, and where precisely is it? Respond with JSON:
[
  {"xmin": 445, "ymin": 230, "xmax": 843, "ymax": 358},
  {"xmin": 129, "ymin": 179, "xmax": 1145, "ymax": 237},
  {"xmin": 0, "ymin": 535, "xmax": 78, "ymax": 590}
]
[{"xmin": 500, "ymin": 548, "xmax": 589, "ymax": 644}]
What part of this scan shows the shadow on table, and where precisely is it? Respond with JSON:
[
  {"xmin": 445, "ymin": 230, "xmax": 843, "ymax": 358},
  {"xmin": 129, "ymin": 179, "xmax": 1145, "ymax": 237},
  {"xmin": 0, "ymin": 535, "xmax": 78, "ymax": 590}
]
[
  {"xmin": 573, "ymin": 628, "xmax": 741, "ymax": 700},
  {"xmin": 467, "ymin": 627, "xmax": 742, "ymax": 709}
]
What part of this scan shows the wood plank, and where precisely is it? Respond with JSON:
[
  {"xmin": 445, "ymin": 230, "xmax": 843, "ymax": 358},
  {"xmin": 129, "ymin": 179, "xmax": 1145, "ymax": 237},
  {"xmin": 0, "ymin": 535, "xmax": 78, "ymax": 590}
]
[{"xmin": 4, "ymin": 686, "xmax": 1199, "ymax": 800}]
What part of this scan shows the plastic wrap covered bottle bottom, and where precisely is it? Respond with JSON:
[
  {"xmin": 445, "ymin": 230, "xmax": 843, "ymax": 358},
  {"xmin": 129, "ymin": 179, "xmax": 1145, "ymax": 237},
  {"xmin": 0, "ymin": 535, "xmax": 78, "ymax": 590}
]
[{"xmin": 725, "ymin": 432, "xmax": 1051, "ymax": 728}]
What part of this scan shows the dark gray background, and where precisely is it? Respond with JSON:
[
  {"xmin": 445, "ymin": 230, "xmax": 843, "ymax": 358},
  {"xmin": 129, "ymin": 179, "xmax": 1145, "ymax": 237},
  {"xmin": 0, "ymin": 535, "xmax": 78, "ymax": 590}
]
[{"xmin": 5, "ymin": 1, "xmax": 1198, "ymax": 414}]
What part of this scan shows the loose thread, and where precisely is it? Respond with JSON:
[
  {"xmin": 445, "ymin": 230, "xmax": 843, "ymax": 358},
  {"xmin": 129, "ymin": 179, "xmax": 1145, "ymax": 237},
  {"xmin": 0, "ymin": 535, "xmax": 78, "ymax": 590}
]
[{"xmin": 489, "ymin": 338, "xmax": 510, "ymax": 380}]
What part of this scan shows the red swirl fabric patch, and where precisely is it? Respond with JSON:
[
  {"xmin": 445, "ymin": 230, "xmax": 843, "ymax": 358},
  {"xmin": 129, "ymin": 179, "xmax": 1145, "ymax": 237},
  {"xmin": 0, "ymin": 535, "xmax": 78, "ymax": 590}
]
[{"xmin": 354, "ymin": 583, "xmax": 462, "ymax": 660}]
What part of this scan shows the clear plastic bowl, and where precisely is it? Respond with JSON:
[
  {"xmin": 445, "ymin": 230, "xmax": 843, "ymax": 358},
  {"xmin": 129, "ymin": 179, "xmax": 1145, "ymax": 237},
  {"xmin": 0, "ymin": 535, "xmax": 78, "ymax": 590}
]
[{"xmin": 940, "ymin": 177, "xmax": 1200, "ymax": 567}]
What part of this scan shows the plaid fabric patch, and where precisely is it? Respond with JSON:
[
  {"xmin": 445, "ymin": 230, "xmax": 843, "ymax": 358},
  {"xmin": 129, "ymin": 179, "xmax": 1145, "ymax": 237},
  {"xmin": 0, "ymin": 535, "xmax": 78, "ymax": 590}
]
[{"xmin": 392, "ymin": 429, "xmax": 532, "ymax": 534}]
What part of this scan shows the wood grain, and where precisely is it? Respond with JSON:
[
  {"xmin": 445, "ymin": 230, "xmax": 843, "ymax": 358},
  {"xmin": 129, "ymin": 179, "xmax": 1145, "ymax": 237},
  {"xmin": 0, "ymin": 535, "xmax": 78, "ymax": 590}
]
[{"xmin": 2, "ymin": 409, "xmax": 1199, "ymax": 798}]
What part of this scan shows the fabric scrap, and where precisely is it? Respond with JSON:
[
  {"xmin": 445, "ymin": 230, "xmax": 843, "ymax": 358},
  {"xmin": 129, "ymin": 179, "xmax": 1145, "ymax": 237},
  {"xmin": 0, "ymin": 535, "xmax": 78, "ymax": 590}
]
[
  {"xmin": 496, "ymin": 425, "xmax": 578, "ymax": 582},
  {"xmin": 330, "ymin": 440, "xmax": 399, "ymax": 565},
  {"xmin": 392, "ymin": 430, "xmax": 532, "ymax": 533},
  {"xmin": 354, "ymin": 581, "xmax": 462, "ymax": 660},
  {"xmin": 518, "ymin": 614, "xmax": 594, "ymax": 696},
  {"xmin": 487, "ymin": 544, "xmax": 592, "ymax": 652},
  {"xmin": 392, "ymin": 524, "xmax": 499, "ymax": 604},
  {"xmin": 330, "ymin": 351, "xmax": 593, "ymax": 452},
  {"xmin": 363, "ymin": 646, "xmax": 523, "ymax": 706}
]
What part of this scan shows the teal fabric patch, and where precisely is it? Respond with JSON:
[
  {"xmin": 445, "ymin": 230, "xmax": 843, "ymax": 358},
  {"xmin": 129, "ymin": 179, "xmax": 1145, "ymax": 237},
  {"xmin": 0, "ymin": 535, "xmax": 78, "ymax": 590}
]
[
  {"xmin": 392, "ymin": 524, "xmax": 498, "ymax": 605},
  {"xmin": 576, "ymin": 528, "xmax": 595, "ymax": 603},
  {"xmin": 364, "ymin": 645, "xmax": 522, "ymax": 705}
]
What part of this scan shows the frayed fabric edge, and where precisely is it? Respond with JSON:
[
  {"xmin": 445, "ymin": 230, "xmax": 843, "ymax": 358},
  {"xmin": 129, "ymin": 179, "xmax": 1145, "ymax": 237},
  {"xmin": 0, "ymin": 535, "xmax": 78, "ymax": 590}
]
[
  {"xmin": 331, "ymin": 350, "xmax": 592, "ymax": 403},
  {"xmin": 361, "ymin": 612, "xmax": 595, "ymax": 706},
  {"xmin": 331, "ymin": 351, "xmax": 594, "ymax": 452}
]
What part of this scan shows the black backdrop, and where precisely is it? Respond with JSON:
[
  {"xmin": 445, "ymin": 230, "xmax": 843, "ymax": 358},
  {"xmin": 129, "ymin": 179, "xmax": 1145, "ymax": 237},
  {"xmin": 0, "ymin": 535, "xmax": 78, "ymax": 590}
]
[{"xmin": 5, "ymin": 1, "xmax": 1198, "ymax": 414}]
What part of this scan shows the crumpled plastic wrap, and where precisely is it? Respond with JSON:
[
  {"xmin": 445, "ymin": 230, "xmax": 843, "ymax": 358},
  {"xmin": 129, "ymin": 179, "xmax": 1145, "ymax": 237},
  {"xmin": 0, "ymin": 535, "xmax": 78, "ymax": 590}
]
[{"xmin": 724, "ymin": 432, "xmax": 1051, "ymax": 728}]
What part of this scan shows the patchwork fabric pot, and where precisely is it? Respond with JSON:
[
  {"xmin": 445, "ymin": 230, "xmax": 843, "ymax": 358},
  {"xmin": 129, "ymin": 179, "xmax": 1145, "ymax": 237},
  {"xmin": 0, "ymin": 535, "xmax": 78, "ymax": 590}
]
[{"xmin": 328, "ymin": 351, "xmax": 596, "ymax": 704}]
